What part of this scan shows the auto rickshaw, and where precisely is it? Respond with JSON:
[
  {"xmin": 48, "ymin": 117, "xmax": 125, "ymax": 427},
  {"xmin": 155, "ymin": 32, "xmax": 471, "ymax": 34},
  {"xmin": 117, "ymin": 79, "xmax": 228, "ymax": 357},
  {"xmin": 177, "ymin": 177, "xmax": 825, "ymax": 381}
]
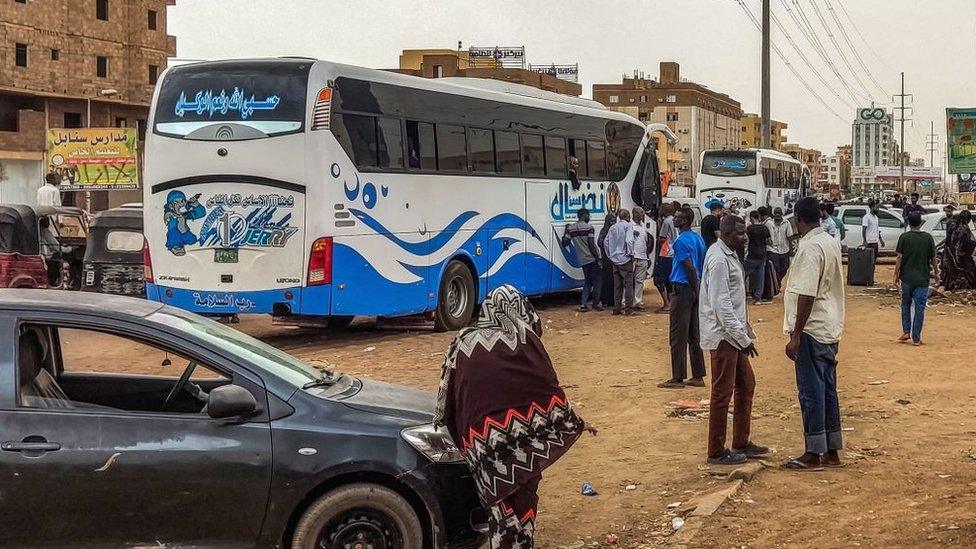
[
  {"xmin": 83, "ymin": 206, "xmax": 146, "ymax": 296},
  {"xmin": 0, "ymin": 205, "xmax": 47, "ymax": 288},
  {"xmin": 35, "ymin": 205, "xmax": 89, "ymax": 290}
]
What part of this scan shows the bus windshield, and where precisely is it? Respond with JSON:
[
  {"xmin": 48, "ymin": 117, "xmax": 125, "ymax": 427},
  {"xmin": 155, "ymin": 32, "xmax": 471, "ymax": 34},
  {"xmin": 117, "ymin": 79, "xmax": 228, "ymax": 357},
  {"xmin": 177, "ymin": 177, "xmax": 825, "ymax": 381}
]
[
  {"xmin": 701, "ymin": 152, "xmax": 757, "ymax": 177},
  {"xmin": 154, "ymin": 60, "xmax": 311, "ymax": 139}
]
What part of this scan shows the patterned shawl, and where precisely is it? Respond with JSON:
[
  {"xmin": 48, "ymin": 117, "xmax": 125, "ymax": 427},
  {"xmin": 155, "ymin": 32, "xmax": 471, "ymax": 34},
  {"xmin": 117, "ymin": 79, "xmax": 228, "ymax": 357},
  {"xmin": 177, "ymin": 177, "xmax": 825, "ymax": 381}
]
[{"xmin": 435, "ymin": 285, "xmax": 585, "ymax": 507}]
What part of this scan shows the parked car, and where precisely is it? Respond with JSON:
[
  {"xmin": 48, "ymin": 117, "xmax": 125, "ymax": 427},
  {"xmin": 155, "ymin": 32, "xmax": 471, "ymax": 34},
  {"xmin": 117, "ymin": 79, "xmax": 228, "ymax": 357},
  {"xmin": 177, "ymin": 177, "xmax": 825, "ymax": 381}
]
[
  {"xmin": 921, "ymin": 212, "xmax": 976, "ymax": 251},
  {"xmin": 835, "ymin": 204, "xmax": 905, "ymax": 255},
  {"xmin": 0, "ymin": 205, "xmax": 47, "ymax": 289},
  {"xmin": 668, "ymin": 198, "xmax": 704, "ymax": 234},
  {"xmin": 83, "ymin": 206, "xmax": 146, "ymax": 297},
  {"xmin": 0, "ymin": 290, "xmax": 486, "ymax": 548}
]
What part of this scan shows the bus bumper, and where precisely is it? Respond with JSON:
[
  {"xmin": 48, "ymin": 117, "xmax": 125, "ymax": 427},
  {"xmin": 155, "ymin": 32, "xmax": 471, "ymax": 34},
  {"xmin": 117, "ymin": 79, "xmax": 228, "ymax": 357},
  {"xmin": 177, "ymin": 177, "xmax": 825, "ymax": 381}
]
[{"xmin": 146, "ymin": 283, "xmax": 311, "ymax": 315}]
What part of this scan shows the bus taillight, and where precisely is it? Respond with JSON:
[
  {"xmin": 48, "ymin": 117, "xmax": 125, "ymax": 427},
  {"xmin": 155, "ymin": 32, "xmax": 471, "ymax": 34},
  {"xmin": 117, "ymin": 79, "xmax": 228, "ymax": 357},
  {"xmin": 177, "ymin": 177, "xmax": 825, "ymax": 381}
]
[
  {"xmin": 311, "ymin": 88, "xmax": 332, "ymax": 131},
  {"xmin": 143, "ymin": 238, "xmax": 154, "ymax": 283},
  {"xmin": 307, "ymin": 237, "xmax": 333, "ymax": 286}
]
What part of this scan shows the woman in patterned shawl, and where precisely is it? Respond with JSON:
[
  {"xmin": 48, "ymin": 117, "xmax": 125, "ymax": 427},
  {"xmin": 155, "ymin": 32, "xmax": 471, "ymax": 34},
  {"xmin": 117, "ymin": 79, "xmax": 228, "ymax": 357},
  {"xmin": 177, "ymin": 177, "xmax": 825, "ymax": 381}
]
[{"xmin": 435, "ymin": 285, "xmax": 596, "ymax": 549}]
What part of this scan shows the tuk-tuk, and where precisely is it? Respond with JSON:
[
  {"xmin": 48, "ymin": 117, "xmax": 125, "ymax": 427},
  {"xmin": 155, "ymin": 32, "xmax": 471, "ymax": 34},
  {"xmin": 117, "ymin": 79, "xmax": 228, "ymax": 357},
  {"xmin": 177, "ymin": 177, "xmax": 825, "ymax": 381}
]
[
  {"xmin": 0, "ymin": 205, "xmax": 47, "ymax": 289},
  {"xmin": 35, "ymin": 206, "xmax": 89, "ymax": 290},
  {"xmin": 83, "ymin": 206, "xmax": 145, "ymax": 296}
]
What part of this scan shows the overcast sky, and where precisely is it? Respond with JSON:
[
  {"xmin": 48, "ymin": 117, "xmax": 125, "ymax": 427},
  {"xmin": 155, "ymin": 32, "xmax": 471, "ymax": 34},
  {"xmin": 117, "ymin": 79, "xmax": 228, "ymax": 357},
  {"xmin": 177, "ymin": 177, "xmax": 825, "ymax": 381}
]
[{"xmin": 169, "ymin": 0, "xmax": 976, "ymax": 162}]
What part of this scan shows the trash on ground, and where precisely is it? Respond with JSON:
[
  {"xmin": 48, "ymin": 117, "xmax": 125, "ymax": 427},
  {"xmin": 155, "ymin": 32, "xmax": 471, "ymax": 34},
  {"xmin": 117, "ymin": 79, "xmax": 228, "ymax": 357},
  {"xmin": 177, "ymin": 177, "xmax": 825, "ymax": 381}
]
[
  {"xmin": 867, "ymin": 380, "xmax": 890, "ymax": 385},
  {"xmin": 625, "ymin": 484, "xmax": 637, "ymax": 491},
  {"xmin": 671, "ymin": 517, "xmax": 685, "ymax": 530},
  {"xmin": 896, "ymin": 399, "xmax": 911, "ymax": 405},
  {"xmin": 364, "ymin": 346, "xmax": 376, "ymax": 352},
  {"xmin": 604, "ymin": 533, "xmax": 619, "ymax": 545},
  {"xmin": 842, "ymin": 427, "xmax": 855, "ymax": 432},
  {"xmin": 666, "ymin": 399, "xmax": 710, "ymax": 419},
  {"xmin": 666, "ymin": 501, "xmax": 682, "ymax": 509},
  {"xmin": 581, "ymin": 482, "xmax": 598, "ymax": 496}
]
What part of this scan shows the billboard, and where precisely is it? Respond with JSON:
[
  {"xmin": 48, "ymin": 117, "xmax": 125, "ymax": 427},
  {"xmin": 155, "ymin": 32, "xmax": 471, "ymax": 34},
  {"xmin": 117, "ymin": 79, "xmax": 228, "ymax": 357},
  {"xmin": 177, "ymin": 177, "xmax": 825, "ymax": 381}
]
[
  {"xmin": 873, "ymin": 166, "xmax": 942, "ymax": 180},
  {"xmin": 46, "ymin": 128, "xmax": 139, "ymax": 190},
  {"xmin": 947, "ymin": 108, "xmax": 976, "ymax": 174},
  {"xmin": 468, "ymin": 46, "xmax": 525, "ymax": 69},
  {"xmin": 528, "ymin": 63, "xmax": 579, "ymax": 83}
]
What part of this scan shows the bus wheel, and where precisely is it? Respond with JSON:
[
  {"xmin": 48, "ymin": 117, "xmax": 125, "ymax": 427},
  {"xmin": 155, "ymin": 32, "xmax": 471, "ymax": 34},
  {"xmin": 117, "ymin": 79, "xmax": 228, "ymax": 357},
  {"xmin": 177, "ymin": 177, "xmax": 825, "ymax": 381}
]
[
  {"xmin": 327, "ymin": 316, "xmax": 355, "ymax": 329},
  {"xmin": 434, "ymin": 261, "xmax": 475, "ymax": 332}
]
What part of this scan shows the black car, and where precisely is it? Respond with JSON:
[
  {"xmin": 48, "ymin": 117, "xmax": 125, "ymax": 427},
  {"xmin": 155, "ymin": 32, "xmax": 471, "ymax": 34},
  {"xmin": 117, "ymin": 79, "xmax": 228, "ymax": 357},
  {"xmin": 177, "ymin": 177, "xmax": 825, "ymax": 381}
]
[{"xmin": 0, "ymin": 290, "xmax": 485, "ymax": 548}]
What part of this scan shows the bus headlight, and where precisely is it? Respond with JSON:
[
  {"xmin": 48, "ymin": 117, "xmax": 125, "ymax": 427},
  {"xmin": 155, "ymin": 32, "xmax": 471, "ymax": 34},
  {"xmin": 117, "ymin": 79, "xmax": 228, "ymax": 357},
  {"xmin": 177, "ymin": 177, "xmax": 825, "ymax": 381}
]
[{"xmin": 401, "ymin": 424, "xmax": 464, "ymax": 463}]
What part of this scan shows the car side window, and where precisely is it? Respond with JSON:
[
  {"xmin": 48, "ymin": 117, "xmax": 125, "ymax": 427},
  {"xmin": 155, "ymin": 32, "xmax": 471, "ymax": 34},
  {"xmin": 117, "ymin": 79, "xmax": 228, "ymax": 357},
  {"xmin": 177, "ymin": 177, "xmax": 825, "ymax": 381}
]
[
  {"xmin": 842, "ymin": 208, "xmax": 865, "ymax": 225},
  {"xmin": 17, "ymin": 325, "xmax": 229, "ymax": 414},
  {"xmin": 937, "ymin": 217, "xmax": 947, "ymax": 231},
  {"xmin": 878, "ymin": 211, "xmax": 903, "ymax": 229}
]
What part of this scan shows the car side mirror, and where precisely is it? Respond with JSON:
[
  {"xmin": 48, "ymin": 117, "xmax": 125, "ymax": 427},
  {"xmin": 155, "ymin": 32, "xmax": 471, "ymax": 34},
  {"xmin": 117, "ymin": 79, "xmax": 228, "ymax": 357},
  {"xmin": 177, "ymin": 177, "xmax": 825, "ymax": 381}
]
[{"xmin": 207, "ymin": 385, "xmax": 258, "ymax": 419}]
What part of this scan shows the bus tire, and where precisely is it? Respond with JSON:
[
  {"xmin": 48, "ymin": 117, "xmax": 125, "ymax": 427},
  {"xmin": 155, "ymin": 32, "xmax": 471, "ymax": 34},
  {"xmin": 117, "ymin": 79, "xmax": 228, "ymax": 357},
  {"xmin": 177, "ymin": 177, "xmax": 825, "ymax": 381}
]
[
  {"xmin": 434, "ymin": 261, "xmax": 475, "ymax": 332},
  {"xmin": 290, "ymin": 483, "xmax": 422, "ymax": 549},
  {"xmin": 327, "ymin": 315, "xmax": 355, "ymax": 329}
]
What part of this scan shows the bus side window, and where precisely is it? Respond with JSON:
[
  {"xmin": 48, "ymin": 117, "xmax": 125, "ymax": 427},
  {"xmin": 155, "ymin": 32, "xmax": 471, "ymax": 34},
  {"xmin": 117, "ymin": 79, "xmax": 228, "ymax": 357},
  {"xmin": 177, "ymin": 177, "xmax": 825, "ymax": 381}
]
[
  {"xmin": 335, "ymin": 113, "xmax": 378, "ymax": 168},
  {"xmin": 436, "ymin": 124, "xmax": 467, "ymax": 173},
  {"xmin": 468, "ymin": 128, "xmax": 495, "ymax": 173},
  {"xmin": 569, "ymin": 138, "xmax": 588, "ymax": 178},
  {"xmin": 522, "ymin": 134, "xmax": 545, "ymax": 176},
  {"xmin": 495, "ymin": 131, "xmax": 521, "ymax": 175},
  {"xmin": 406, "ymin": 120, "xmax": 436, "ymax": 171},
  {"xmin": 587, "ymin": 141, "xmax": 607, "ymax": 179},
  {"xmin": 377, "ymin": 117, "xmax": 404, "ymax": 169},
  {"xmin": 545, "ymin": 136, "xmax": 568, "ymax": 178}
]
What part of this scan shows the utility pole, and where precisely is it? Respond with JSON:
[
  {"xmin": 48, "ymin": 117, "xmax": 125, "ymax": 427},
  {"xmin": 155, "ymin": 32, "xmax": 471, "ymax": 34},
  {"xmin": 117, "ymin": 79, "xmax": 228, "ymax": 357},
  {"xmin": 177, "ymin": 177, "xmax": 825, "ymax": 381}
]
[
  {"xmin": 761, "ymin": 0, "xmax": 771, "ymax": 149},
  {"xmin": 891, "ymin": 72, "xmax": 913, "ymax": 192},
  {"xmin": 926, "ymin": 120, "xmax": 939, "ymax": 167}
]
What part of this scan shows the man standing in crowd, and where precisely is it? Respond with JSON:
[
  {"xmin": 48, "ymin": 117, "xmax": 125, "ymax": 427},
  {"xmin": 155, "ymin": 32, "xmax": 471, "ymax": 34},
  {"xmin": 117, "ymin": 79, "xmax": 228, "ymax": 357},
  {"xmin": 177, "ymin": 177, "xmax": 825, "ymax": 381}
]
[
  {"xmin": 903, "ymin": 192, "xmax": 926, "ymax": 220},
  {"xmin": 895, "ymin": 212, "xmax": 938, "ymax": 346},
  {"xmin": 653, "ymin": 204, "xmax": 678, "ymax": 314},
  {"xmin": 701, "ymin": 214, "xmax": 768, "ymax": 465},
  {"xmin": 768, "ymin": 207, "xmax": 794, "ymax": 285},
  {"xmin": 563, "ymin": 208, "xmax": 602, "ymax": 312},
  {"xmin": 659, "ymin": 207, "xmax": 707, "ymax": 388},
  {"xmin": 783, "ymin": 197, "xmax": 846, "ymax": 471},
  {"xmin": 861, "ymin": 200, "xmax": 885, "ymax": 263},
  {"xmin": 37, "ymin": 173, "xmax": 62, "ymax": 207},
  {"xmin": 700, "ymin": 199, "xmax": 725, "ymax": 248},
  {"xmin": 819, "ymin": 203, "xmax": 838, "ymax": 238},
  {"xmin": 606, "ymin": 208, "xmax": 636, "ymax": 315},
  {"xmin": 632, "ymin": 207, "xmax": 654, "ymax": 311},
  {"xmin": 745, "ymin": 211, "xmax": 772, "ymax": 305}
]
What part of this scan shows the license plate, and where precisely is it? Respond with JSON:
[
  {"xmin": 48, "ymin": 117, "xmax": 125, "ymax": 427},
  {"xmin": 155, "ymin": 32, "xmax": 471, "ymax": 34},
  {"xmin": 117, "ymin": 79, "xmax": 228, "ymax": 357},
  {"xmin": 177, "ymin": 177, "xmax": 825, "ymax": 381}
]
[
  {"xmin": 85, "ymin": 270, "xmax": 95, "ymax": 286},
  {"xmin": 214, "ymin": 249, "xmax": 238, "ymax": 263}
]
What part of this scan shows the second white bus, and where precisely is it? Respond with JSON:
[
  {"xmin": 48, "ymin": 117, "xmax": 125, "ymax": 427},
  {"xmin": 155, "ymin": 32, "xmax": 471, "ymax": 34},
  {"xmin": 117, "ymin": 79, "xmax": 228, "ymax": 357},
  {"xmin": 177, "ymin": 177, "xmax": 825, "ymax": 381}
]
[{"xmin": 696, "ymin": 148, "xmax": 810, "ymax": 214}]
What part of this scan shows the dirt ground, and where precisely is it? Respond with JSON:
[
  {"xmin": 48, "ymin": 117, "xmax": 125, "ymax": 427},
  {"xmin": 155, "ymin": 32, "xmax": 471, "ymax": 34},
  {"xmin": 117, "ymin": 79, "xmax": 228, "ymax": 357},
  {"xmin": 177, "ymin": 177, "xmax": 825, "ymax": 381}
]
[{"xmin": 67, "ymin": 262, "xmax": 976, "ymax": 548}]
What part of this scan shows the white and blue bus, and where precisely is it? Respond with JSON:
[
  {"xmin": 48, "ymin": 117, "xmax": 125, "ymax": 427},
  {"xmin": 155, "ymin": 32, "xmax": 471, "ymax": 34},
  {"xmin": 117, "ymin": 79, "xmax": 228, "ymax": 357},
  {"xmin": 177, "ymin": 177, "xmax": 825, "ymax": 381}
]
[
  {"xmin": 143, "ymin": 58, "xmax": 666, "ymax": 330},
  {"xmin": 696, "ymin": 148, "xmax": 810, "ymax": 214}
]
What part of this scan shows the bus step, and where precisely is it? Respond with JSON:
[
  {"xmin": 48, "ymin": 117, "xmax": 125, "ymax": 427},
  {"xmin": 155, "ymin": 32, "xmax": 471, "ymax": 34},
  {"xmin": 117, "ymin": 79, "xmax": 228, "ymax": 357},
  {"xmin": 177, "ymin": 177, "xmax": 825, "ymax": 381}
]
[
  {"xmin": 272, "ymin": 315, "xmax": 334, "ymax": 329},
  {"xmin": 376, "ymin": 314, "xmax": 435, "ymax": 331}
]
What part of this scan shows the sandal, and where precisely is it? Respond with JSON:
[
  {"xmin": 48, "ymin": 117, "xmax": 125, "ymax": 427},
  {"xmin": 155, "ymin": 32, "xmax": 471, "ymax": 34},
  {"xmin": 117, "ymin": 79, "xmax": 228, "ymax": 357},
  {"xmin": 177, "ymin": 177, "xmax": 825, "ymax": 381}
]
[{"xmin": 781, "ymin": 458, "xmax": 824, "ymax": 472}]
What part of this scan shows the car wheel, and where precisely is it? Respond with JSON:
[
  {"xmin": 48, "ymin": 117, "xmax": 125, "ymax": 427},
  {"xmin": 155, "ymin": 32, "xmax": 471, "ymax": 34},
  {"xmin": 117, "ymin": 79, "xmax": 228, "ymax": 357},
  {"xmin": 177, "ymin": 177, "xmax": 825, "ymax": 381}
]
[
  {"xmin": 291, "ymin": 483, "xmax": 422, "ymax": 549},
  {"xmin": 434, "ymin": 260, "xmax": 475, "ymax": 332},
  {"xmin": 326, "ymin": 315, "xmax": 355, "ymax": 329}
]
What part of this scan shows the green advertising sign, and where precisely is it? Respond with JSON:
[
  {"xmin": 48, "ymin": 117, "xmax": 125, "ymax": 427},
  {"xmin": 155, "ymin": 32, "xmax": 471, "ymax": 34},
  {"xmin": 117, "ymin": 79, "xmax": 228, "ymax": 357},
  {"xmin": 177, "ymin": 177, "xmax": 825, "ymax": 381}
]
[{"xmin": 947, "ymin": 108, "xmax": 976, "ymax": 174}]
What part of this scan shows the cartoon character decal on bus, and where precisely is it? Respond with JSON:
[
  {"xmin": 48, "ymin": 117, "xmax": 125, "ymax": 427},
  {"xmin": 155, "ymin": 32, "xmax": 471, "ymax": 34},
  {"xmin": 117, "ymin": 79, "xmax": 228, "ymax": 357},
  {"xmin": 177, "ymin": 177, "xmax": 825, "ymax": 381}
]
[{"xmin": 164, "ymin": 190, "xmax": 206, "ymax": 256}]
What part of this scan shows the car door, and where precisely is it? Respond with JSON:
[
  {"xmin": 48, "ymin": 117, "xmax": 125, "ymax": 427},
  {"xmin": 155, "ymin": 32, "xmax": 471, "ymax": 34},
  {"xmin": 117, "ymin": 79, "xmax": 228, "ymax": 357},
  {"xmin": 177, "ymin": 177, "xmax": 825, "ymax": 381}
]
[
  {"xmin": 840, "ymin": 207, "xmax": 866, "ymax": 249},
  {"xmin": 0, "ymin": 314, "xmax": 272, "ymax": 548},
  {"xmin": 877, "ymin": 210, "xmax": 905, "ymax": 253}
]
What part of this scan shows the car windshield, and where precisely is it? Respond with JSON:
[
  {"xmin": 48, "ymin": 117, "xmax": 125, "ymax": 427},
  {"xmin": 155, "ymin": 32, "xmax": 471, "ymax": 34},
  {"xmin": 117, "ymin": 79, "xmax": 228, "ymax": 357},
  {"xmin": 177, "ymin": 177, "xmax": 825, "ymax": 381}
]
[{"xmin": 150, "ymin": 307, "xmax": 330, "ymax": 387}]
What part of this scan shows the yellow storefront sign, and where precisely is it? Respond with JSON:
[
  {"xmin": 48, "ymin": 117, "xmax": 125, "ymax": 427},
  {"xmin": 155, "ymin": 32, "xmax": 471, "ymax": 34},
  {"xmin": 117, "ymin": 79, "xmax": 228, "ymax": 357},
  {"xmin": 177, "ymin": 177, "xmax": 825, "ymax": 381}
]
[{"xmin": 46, "ymin": 128, "xmax": 140, "ymax": 190}]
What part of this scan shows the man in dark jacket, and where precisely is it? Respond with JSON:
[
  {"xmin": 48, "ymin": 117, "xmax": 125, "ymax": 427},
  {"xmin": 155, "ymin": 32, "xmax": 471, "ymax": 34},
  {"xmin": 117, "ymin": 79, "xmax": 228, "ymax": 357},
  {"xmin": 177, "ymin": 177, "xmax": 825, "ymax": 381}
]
[{"xmin": 563, "ymin": 208, "xmax": 603, "ymax": 311}]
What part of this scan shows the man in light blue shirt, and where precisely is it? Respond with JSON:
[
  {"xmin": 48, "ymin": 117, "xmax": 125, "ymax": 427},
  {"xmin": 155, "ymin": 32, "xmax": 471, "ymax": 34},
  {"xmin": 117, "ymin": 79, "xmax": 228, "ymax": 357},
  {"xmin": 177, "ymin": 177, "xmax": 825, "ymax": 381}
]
[{"xmin": 605, "ymin": 208, "xmax": 636, "ymax": 315}]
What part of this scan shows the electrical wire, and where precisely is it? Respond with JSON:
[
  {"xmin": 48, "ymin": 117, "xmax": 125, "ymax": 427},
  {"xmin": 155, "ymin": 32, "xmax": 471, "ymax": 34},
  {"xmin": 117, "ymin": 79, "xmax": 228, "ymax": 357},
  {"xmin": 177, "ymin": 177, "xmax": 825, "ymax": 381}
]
[
  {"xmin": 806, "ymin": 0, "xmax": 877, "ymax": 102},
  {"xmin": 835, "ymin": 0, "xmax": 898, "ymax": 74},
  {"xmin": 822, "ymin": 0, "xmax": 889, "ymax": 97}
]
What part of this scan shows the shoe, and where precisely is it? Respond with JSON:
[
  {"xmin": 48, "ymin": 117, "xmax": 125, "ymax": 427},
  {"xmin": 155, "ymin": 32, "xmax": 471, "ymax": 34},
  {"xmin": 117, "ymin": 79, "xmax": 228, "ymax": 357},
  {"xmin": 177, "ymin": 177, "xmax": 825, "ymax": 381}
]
[
  {"xmin": 633, "ymin": 304, "xmax": 646, "ymax": 311},
  {"xmin": 624, "ymin": 309, "xmax": 636, "ymax": 316},
  {"xmin": 594, "ymin": 305, "xmax": 605, "ymax": 312},
  {"xmin": 732, "ymin": 442, "xmax": 770, "ymax": 458},
  {"xmin": 579, "ymin": 305, "xmax": 589, "ymax": 312},
  {"xmin": 685, "ymin": 378, "xmax": 706, "ymax": 387},
  {"xmin": 897, "ymin": 332, "xmax": 910, "ymax": 342},
  {"xmin": 612, "ymin": 310, "xmax": 622, "ymax": 316},
  {"xmin": 707, "ymin": 450, "xmax": 748, "ymax": 466},
  {"xmin": 657, "ymin": 379, "xmax": 685, "ymax": 389}
]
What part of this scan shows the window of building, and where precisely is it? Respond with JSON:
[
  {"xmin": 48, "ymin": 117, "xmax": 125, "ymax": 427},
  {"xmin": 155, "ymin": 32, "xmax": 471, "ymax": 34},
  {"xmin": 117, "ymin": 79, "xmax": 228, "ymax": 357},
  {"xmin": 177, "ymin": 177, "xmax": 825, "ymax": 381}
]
[
  {"xmin": 468, "ymin": 128, "xmax": 495, "ymax": 173},
  {"xmin": 15, "ymin": 43, "xmax": 27, "ymax": 67},
  {"xmin": 137, "ymin": 119, "xmax": 147, "ymax": 140},
  {"xmin": 666, "ymin": 95, "xmax": 677, "ymax": 103},
  {"xmin": 494, "ymin": 131, "xmax": 521, "ymax": 175},
  {"xmin": 608, "ymin": 95, "xmax": 619, "ymax": 104},
  {"xmin": 629, "ymin": 97, "xmax": 635, "ymax": 103},
  {"xmin": 435, "ymin": 124, "xmax": 467, "ymax": 172},
  {"xmin": 545, "ymin": 136, "xmax": 567, "ymax": 178},
  {"xmin": 666, "ymin": 112, "xmax": 679, "ymax": 122},
  {"xmin": 115, "ymin": 117, "xmax": 126, "ymax": 127},
  {"xmin": 63, "ymin": 112, "xmax": 82, "ymax": 128},
  {"xmin": 638, "ymin": 111, "xmax": 648, "ymax": 122},
  {"xmin": 148, "ymin": 64, "xmax": 159, "ymax": 85},
  {"xmin": 640, "ymin": 95, "xmax": 647, "ymax": 103},
  {"xmin": 432, "ymin": 65, "xmax": 443, "ymax": 78},
  {"xmin": 15, "ymin": 0, "xmax": 27, "ymax": 3},
  {"xmin": 51, "ymin": 49, "xmax": 60, "ymax": 61},
  {"xmin": 96, "ymin": 56, "xmax": 108, "ymax": 78},
  {"xmin": 148, "ymin": 9, "xmax": 158, "ymax": 30},
  {"xmin": 522, "ymin": 134, "xmax": 545, "ymax": 176},
  {"xmin": 96, "ymin": 0, "xmax": 109, "ymax": 20},
  {"xmin": 405, "ymin": 120, "xmax": 436, "ymax": 170}
]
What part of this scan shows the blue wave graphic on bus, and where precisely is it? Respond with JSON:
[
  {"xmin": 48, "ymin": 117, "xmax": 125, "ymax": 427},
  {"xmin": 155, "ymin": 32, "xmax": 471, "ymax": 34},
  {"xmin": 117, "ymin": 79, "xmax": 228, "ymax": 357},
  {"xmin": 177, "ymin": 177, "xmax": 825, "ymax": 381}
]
[{"xmin": 552, "ymin": 226, "xmax": 582, "ymax": 269}]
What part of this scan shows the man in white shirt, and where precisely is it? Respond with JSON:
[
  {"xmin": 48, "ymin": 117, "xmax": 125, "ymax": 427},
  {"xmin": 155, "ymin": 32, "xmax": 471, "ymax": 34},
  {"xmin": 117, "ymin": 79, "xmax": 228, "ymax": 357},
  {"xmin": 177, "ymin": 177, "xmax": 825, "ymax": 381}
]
[
  {"xmin": 631, "ymin": 206, "xmax": 654, "ymax": 310},
  {"xmin": 768, "ymin": 207, "xmax": 794, "ymax": 285},
  {"xmin": 701, "ymin": 214, "xmax": 768, "ymax": 466},
  {"xmin": 783, "ymin": 197, "xmax": 846, "ymax": 472},
  {"xmin": 861, "ymin": 200, "xmax": 885, "ymax": 263},
  {"xmin": 37, "ymin": 173, "xmax": 62, "ymax": 207}
]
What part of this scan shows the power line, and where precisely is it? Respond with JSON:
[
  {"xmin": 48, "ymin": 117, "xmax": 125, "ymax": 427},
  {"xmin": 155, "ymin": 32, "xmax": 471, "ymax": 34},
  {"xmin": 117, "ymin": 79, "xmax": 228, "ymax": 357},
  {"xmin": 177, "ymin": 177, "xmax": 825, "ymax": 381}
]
[
  {"xmin": 733, "ymin": 0, "xmax": 848, "ymax": 124},
  {"xmin": 806, "ymin": 0, "xmax": 877, "ymax": 102},
  {"xmin": 822, "ymin": 0, "xmax": 889, "ymax": 97},
  {"xmin": 783, "ymin": 0, "xmax": 866, "ymax": 105},
  {"xmin": 835, "ymin": 0, "xmax": 897, "ymax": 74}
]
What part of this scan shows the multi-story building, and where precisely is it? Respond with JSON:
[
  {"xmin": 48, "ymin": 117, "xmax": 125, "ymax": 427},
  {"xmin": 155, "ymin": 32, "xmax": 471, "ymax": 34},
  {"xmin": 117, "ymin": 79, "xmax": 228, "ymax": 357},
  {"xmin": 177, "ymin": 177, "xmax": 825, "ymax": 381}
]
[
  {"xmin": 782, "ymin": 143, "xmax": 823, "ymax": 191},
  {"xmin": 592, "ymin": 62, "xmax": 742, "ymax": 188},
  {"xmin": 740, "ymin": 113, "xmax": 788, "ymax": 151},
  {"xmin": 820, "ymin": 149, "xmax": 852, "ymax": 197},
  {"xmin": 1, "ymin": 0, "xmax": 176, "ymax": 210},
  {"xmin": 394, "ymin": 48, "xmax": 581, "ymax": 97},
  {"xmin": 851, "ymin": 106, "xmax": 898, "ymax": 194}
]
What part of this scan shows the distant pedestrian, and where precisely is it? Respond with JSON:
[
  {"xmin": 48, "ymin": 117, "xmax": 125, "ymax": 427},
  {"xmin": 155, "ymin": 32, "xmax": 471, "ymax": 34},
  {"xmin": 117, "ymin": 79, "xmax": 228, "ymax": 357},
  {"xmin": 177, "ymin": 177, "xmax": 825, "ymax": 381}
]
[
  {"xmin": 902, "ymin": 192, "xmax": 925, "ymax": 220},
  {"xmin": 768, "ymin": 207, "xmax": 794, "ymax": 285},
  {"xmin": 745, "ymin": 210, "xmax": 772, "ymax": 305},
  {"xmin": 563, "ymin": 208, "xmax": 602, "ymax": 312},
  {"xmin": 653, "ymin": 204, "xmax": 678, "ymax": 313},
  {"xmin": 700, "ymin": 199, "xmax": 725, "ymax": 248},
  {"xmin": 659, "ymin": 207, "xmax": 707, "ymax": 388},
  {"xmin": 597, "ymin": 212, "xmax": 617, "ymax": 309},
  {"xmin": 605, "ymin": 208, "xmax": 636, "ymax": 315},
  {"xmin": 38, "ymin": 173, "xmax": 62, "ymax": 207},
  {"xmin": 861, "ymin": 200, "xmax": 885, "ymax": 263},
  {"xmin": 782, "ymin": 197, "xmax": 846, "ymax": 472},
  {"xmin": 631, "ymin": 207, "xmax": 654, "ymax": 310},
  {"xmin": 701, "ymin": 214, "xmax": 768, "ymax": 465},
  {"xmin": 819, "ymin": 203, "xmax": 838, "ymax": 238},
  {"xmin": 894, "ymin": 212, "xmax": 938, "ymax": 346},
  {"xmin": 944, "ymin": 210, "xmax": 976, "ymax": 290}
]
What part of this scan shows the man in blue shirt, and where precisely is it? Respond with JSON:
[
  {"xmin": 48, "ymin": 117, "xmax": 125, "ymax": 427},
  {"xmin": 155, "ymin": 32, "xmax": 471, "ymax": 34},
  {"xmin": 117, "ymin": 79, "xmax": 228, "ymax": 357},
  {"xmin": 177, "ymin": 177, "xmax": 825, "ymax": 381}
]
[
  {"xmin": 659, "ymin": 206, "xmax": 708, "ymax": 388},
  {"xmin": 605, "ymin": 208, "xmax": 637, "ymax": 315}
]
